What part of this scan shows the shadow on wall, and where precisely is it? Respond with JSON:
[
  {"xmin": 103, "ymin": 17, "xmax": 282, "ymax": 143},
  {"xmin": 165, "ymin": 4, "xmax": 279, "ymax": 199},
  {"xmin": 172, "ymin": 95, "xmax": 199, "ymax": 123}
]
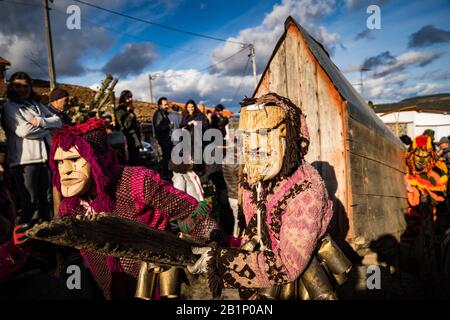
[
  {"xmin": 312, "ymin": 161, "xmax": 361, "ymax": 263},
  {"xmin": 311, "ymin": 161, "xmax": 437, "ymax": 299}
]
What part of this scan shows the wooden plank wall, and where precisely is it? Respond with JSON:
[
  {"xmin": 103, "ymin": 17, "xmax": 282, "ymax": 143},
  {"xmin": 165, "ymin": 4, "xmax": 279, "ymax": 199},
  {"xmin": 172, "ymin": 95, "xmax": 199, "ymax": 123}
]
[
  {"xmin": 254, "ymin": 22, "xmax": 408, "ymax": 243},
  {"xmin": 254, "ymin": 25, "xmax": 350, "ymax": 239},
  {"xmin": 348, "ymin": 118, "xmax": 407, "ymax": 241}
]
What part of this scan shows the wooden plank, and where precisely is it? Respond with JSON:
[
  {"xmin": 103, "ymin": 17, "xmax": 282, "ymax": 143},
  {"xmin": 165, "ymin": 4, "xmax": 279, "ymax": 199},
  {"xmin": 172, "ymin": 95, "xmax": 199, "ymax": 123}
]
[
  {"xmin": 351, "ymin": 195, "xmax": 406, "ymax": 241},
  {"xmin": 350, "ymin": 193, "xmax": 368, "ymax": 237},
  {"xmin": 316, "ymin": 64, "xmax": 347, "ymax": 210},
  {"xmin": 364, "ymin": 157, "xmax": 406, "ymax": 198},
  {"xmin": 349, "ymin": 153, "xmax": 366, "ymax": 195},
  {"xmin": 268, "ymin": 40, "xmax": 287, "ymax": 96},
  {"xmin": 297, "ymin": 31, "xmax": 321, "ymax": 163},
  {"xmin": 341, "ymin": 101, "xmax": 354, "ymax": 239},
  {"xmin": 285, "ymin": 27, "xmax": 301, "ymax": 107},
  {"xmin": 348, "ymin": 118, "xmax": 404, "ymax": 173},
  {"xmin": 348, "ymin": 119, "xmax": 406, "ymax": 199},
  {"xmin": 347, "ymin": 117, "xmax": 407, "ymax": 240},
  {"xmin": 254, "ymin": 71, "xmax": 270, "ymax": 97},
  {"xmin": 366, "ymin": 196, "xmax": 407, "ymax": 240}
]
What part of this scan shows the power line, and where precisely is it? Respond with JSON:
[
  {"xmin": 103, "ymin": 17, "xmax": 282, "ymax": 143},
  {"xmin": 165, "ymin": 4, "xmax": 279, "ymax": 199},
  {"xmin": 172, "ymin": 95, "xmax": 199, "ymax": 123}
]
[
  {"xmin": 54, "ymin": 2, "xmax": 248, "ymax": 71},
  {"xmin": 0, "ymin": 0, "xmax": 41, "ymax": 7},
  {"xmin": 232, "ymin": 56, "xmax": 251, "ymax": 102},
  {"xmin": 25, "ymin": 52, "xmax": 50, "ymax": 79},
  {"xmin": 198, "ymin": 47, "xmax": 247, "ymax": 73},
  {"xmin": 149, "ymin": 47, "xmax": 247, "ymax": 79},
  {"xmin": 49, "ymin": 5, "xmax": 210, "ymax": 58},
  {"xmin": 72, "ymin": 0, "xmax": 248, "ymax": 46},
  {"xmin": 71, "ymin": 0, "xmax": 258, "ymax": 84},
  {"xmin": 156, "ymin": 47, "xmax": 247, "ymax": 79},
  {"xmin": 1, "ymin": 0, "xmax": 251, "ymax": 85}
]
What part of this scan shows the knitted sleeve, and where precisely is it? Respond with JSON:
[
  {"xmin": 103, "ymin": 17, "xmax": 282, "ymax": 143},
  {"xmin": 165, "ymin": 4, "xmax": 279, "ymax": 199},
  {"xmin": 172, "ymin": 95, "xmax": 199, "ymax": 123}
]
[{"xmin": 134, "ymin": 169, "xmax": 222, "ymax": 244}]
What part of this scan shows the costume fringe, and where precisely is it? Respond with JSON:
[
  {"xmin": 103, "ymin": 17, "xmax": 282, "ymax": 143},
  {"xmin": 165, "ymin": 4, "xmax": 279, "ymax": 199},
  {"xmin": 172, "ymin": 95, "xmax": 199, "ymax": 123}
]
[{"xmin": 206, "ymin": 243, "xmax": 224, "ymax": 299}]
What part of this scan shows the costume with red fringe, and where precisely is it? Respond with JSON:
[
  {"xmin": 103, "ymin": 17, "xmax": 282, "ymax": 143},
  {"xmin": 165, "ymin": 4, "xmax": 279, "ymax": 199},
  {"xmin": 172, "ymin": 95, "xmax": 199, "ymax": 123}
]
[
  {"xmin": 402, "ymin": 135, "xmax": 448, "ymax": 242},
  {"xmin": 49, "ymin": 118, "xmax": 221, "ymax": 299},
  {"xmin": 405, "ymin": 135, "xmax": 448, "ymax": 212}
]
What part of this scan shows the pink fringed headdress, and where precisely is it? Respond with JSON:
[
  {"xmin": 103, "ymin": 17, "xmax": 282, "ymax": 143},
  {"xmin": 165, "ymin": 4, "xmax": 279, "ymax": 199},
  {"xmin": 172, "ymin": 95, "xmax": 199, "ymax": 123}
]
[{"xmin": 49, "ymin": 118, "xmax": 119, "ymax": 216}]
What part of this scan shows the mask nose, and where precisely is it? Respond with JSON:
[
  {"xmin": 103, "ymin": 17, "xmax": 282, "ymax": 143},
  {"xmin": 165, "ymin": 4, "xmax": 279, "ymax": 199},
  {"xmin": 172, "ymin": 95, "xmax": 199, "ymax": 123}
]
[{"xmin": 60, "ymin": 160, "xmax": 74, "ymax": 175}]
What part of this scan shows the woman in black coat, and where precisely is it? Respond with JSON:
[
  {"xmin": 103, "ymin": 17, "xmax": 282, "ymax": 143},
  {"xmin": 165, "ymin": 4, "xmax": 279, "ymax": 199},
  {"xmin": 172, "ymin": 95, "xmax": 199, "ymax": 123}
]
[{"xmin": 180, "ymin": 99, "xmax": 210, "ymax": 174}]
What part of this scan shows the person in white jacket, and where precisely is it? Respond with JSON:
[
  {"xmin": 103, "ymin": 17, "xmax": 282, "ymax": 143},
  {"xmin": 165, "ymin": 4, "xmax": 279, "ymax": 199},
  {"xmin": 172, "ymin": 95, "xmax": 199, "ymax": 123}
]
[
  {"xmin": 1, "ymin": 72, "xmax": 62, "ymax": 227},
  {"xmin": 169, "ymin": 160, "xmax": 204, "ymax": 202}
]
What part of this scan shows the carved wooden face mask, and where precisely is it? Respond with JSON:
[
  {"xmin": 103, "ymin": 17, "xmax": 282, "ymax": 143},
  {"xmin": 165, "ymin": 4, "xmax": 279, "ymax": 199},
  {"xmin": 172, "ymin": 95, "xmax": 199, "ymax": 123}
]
[
  {"xmin": 239, "ymin": 103, "xmax": 287, "ymax": 185},
  {"xmin": 413, "ymin": 149, "xmax": 431, "ymax": 170},
  {"xmin": 54, "ymin": 147, "xmax": 92, "ymax": 197}
]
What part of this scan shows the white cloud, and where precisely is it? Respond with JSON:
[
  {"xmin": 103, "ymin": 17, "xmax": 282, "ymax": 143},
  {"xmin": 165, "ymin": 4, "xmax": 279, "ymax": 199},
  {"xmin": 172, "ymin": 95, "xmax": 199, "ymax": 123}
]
[
  {"xmin": 0, "ymin": 33, "xmax": 46, "ymax": 78},
  {"xmin": 416, "ymin": 69, "xmax": 450, "ymax": 81},
  {"xmin": 342, "ymin": 63, "xmax": 363, "ymax": 73},
  {"xmin": 396, "ymin": 51, "xmax": 444, "ymax": 67},
  {"xmin": 112, "ymin": 69, "xmax": 254, "ymax": 110},
  {"xmin": 345, "ymin": 0, "xmax": 387, "ymax": 10},
  {"xmin": 357, "ymin": 71, "xmax": 450, "ymax": 102},
  {"xmin": 210, "ymin": 0, "xmax": 342, "ymax": 76},
  {"xmin": 373, "ymin": 50, "xmax": 445, "ymax": 78},
  {"xmin": 342, "ymin": 48, "xmax": 447, "ymax": 102}
]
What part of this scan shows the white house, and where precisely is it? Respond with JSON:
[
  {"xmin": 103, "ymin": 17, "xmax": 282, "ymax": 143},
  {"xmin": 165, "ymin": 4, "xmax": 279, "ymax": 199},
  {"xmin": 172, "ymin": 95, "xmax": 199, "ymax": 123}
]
[{"xmin": 373, "ymin": 93, "xmax": 450, "ymax": 141}]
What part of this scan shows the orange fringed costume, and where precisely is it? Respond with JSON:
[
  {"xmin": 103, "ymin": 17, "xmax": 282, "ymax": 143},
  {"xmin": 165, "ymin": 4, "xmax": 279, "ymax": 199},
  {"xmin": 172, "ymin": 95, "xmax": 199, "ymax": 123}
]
[{"xmin": 405, "ymin": 135, "xmax": 448, "ymax": 220}]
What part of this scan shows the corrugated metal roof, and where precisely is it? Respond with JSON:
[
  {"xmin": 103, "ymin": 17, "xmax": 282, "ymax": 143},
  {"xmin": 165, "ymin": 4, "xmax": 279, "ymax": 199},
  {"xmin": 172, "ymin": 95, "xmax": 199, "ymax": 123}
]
[{"xmin": 253, "ymin": 16, "xmax": 403, "ymax": 147}]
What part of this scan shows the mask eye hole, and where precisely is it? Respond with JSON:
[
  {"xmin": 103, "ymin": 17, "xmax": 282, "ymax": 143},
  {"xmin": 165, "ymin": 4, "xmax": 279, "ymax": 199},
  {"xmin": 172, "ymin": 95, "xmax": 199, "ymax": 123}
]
[{"xmin": 413, "ymin": 152, "xmax": 429, "ymax": 159}]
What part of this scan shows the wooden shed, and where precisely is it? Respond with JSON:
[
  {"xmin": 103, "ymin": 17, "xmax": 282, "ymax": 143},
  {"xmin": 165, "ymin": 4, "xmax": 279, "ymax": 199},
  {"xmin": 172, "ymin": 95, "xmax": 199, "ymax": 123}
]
[{"xmin": 253, "ymin": 17, "xmax": 407, "ymax": 245}]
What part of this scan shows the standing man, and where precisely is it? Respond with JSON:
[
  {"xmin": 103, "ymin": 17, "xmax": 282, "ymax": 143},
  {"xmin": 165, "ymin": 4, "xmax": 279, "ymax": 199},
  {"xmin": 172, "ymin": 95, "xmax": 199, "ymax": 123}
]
[
  {"xmin": 48, "ymin": 88, "xmax": 72, "ymax": 126},
  {"xmin": 168, "ymin": 105, "xmax": 183, "ymax": 141},
  {"xmin": 2, "ymin": 72, "xmax": 62, "ymax": 227},
  {"xmin": 115, "ymin": 90, "xmax": 142, "ymax": 166},
  {"xmin": 210, "ymin": 104, "xmax": 229, "ymax": 140},
  {"xmin": 152, "ymin": 97, "xmax": 173, "ymax": 180}
]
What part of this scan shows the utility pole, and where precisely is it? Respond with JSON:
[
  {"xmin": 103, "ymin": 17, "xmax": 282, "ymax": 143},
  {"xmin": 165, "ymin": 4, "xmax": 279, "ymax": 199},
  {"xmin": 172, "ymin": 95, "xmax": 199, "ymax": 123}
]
[
  {"xmin": 248, "ymin": 44, "xmax": 257, "ymax": 89},
  {"xmin": 359, "ymin": 67, "xmax": 370, "ymax": 101},
  {"xmin": 148, "ymin": 74, "xmax": 158, "ymax": 103},
  {"xmin": 42, "ymin": 0, "xmax": 56, "ymax": 90}
]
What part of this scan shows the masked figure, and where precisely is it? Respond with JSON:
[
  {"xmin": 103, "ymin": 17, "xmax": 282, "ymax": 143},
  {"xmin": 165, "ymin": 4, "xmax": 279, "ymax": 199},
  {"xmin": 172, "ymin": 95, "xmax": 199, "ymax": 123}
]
[
  {"xmin": 405, "ymin": 135, "xmax": 448, "ymax": 216},
  {"xmin": 402, "ymin": 135, "xmax": 448, "ymax": 242},
  {"xmin": 402, "ymin": 135, "xmax": 449, "ymax": 293},
  {"xmin": 187, "ymin": 93, "xmax": 351, "ymax": 300},
  {"xmin": 49, "ymin": 118, "xmax": 221, "ymax": 299}
]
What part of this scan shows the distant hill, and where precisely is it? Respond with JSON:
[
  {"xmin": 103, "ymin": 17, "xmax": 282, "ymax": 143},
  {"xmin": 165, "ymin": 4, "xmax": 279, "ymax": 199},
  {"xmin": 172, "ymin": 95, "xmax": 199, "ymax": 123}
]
[{"xmin": 373, "ymin": 93, "xmax": 450, "ymax": 114}]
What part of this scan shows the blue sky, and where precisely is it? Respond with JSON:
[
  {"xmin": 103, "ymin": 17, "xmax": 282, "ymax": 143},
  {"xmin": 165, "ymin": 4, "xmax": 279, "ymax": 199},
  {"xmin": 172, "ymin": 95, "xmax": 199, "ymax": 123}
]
[{"xmin": 1, "ymin": 0, "xmax": 449, "ymax": 111}]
